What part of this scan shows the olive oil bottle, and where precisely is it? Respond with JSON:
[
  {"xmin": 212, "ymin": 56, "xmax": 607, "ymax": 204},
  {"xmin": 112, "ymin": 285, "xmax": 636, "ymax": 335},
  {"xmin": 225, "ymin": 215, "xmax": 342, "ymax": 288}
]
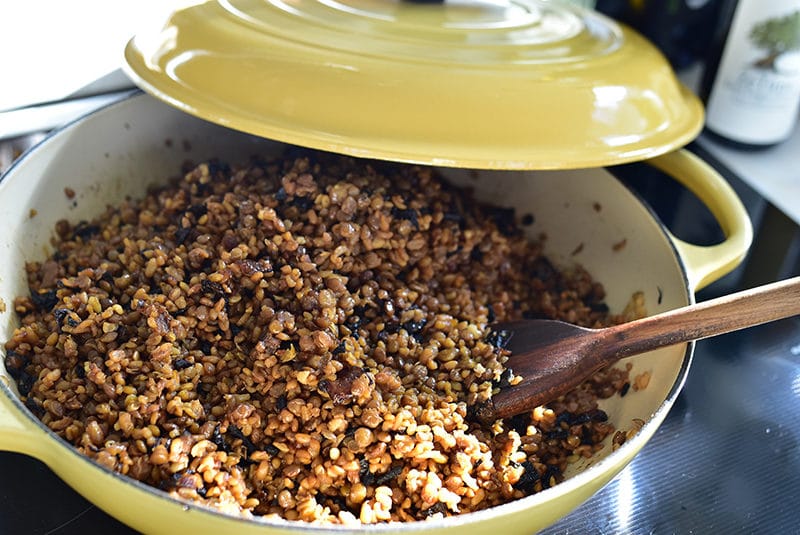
[{"xmin": 700, "ymin": 0, "xmax": 800, "ymax": 148}]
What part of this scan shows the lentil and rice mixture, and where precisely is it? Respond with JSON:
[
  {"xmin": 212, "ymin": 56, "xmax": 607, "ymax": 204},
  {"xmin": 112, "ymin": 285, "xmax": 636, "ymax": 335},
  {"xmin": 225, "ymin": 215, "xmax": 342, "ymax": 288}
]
[{"xmin": 4, "ymin": 150, "xmax": 643, "ymax": 524}]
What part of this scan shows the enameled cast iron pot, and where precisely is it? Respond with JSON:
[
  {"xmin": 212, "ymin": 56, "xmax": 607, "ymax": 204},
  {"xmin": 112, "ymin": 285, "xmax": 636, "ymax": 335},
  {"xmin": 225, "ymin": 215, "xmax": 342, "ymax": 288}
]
[{"xmin": 0, "ymin": 93, "xmax": 751, "ymax": 534}]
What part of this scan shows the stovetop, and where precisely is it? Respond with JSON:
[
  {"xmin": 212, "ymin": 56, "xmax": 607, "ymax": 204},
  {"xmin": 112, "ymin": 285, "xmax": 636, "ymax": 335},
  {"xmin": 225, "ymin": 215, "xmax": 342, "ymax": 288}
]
[{"xmin": 0, "ymin": 141, "xmax": 798, "ymax": 534}]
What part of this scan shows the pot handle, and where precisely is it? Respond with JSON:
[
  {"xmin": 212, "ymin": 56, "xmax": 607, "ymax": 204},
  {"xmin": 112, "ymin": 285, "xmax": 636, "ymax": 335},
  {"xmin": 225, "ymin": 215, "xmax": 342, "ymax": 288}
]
[
  {"xmin": 0, "ymin": 381, "xmax": 49, "ymax": 460},
  {"xmin": 647, "ymin": 149, "xmax": 753, "ymax": 292}
]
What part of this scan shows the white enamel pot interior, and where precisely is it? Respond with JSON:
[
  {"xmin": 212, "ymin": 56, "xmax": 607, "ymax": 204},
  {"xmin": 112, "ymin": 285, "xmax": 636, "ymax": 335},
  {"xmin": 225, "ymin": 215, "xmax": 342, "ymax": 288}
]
[{"xmin": 0, "ymin": 93, "xmax": 751, "ymax": 534}]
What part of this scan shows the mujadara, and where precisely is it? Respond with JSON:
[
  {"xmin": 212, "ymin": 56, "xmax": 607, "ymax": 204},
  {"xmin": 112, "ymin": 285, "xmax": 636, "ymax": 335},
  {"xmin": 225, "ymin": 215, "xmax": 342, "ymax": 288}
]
[{"xmin": 4, "ymin": 150, "xmax": 644, "ymax": 524}]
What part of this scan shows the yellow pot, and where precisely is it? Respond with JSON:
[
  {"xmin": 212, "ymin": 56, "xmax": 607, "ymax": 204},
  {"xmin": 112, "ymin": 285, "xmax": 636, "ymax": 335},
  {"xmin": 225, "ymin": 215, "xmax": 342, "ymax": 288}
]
[{"xmin": 0, "ymin": 92, "xmax": 751, "ymax": 534}]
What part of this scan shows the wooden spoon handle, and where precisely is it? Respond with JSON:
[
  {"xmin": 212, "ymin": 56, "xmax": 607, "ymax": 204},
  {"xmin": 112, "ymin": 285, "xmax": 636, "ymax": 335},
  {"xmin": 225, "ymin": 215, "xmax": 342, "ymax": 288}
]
[{"xmin": 601, "ymin": 276, "xmax": 800, "ymax": 362}]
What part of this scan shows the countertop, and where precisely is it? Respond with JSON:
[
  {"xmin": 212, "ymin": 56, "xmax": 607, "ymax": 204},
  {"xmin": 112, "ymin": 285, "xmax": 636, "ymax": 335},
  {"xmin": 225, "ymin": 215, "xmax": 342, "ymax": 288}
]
[{"xmin": 696, "ymin": 131, "xmax": 800, "ymax": 227}]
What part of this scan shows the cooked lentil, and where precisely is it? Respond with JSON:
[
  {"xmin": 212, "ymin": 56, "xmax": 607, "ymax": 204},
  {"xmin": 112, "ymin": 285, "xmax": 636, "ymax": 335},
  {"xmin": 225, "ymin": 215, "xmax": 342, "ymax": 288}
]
[{"xmin": 4, "ymin": 150, "xmax": 641, "ymax": 524}]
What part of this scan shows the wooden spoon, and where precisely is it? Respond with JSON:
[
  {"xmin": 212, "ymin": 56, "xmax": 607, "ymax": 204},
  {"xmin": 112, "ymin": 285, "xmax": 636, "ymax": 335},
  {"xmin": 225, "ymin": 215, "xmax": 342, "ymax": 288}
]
[{"xmin": 472, "ymin": 277, "xmax": 800, "ymax": 424}]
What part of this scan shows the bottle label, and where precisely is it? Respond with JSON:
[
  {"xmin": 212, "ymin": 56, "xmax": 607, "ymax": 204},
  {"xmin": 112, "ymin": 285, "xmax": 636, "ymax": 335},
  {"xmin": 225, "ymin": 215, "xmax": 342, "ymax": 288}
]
[{"xmin": 705, "ymin": 1, "xmax": 800, "ymax": 144}]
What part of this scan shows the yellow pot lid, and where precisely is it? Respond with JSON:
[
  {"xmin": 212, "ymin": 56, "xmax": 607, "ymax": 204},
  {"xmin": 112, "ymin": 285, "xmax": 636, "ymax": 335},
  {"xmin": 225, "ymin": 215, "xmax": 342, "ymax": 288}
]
[{"xmin": 123, "ymin": 0, "xmax": 704, "ymax": 170}]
